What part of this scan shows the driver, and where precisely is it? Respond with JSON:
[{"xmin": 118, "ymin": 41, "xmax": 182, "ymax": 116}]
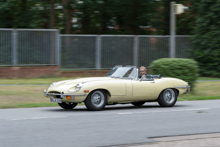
[{"xmin": 139, "ymin": 66, "xmax": 147, "ymax": 78}]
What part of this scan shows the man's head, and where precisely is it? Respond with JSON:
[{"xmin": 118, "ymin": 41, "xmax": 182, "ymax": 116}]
[{"xmin": 139, "ymin": 66, "xmax": 146, "ymax": 76}]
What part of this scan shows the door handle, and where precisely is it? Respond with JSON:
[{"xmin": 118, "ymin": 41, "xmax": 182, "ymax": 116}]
[{"xmin": 150, "ymin": 81, "xmax": 155, "ymax": 83}]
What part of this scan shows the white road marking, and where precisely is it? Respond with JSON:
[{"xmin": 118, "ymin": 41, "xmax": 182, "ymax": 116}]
[
  {"xmin": 118, "ymin": 108, "xmax": 210, "ymax": 115},
  {"xmin": 32, "ymin": 117, "xmax": 48, "ymax": 119},
  {"xmin": 118, "ymin": 112, "xmax": 134, "ymax": 115},
  {"xmin": 2, "ymin": 108, "xmax": 210, "ymax": 121},
  {"xmin": 10, "ymin": 118, "xmax": 30, "ymax": 121}
]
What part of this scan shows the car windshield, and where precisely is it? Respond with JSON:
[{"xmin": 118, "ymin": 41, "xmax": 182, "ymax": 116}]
[{"xmin": 106, "ymin": 67, "xmax": 138, "ymax": 80}]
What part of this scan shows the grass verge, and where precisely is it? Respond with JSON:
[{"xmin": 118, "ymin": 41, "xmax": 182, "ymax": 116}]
[
  {"xmin": 197, "ymin": 77, "xmax": 220, "ymax": 81},
  {"xmin": 178, "ymin": 81, "xmax": 220, "ymax": 101},
  {"xmin": 0, "ymin": 78, "xmax": 219, "ymax": 108},
  {"xmin": 0, "ymin": 77, "xmax": 80, "ymax": 85}
]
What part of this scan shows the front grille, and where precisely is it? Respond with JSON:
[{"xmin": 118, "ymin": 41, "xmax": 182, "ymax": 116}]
[
  {"xmin": 48, "ymin": 91, "xmax": 62, "ymax": 98},
  {"xmin": 55, "ymin": 95, "xmax": 61, "ymax": 98}
]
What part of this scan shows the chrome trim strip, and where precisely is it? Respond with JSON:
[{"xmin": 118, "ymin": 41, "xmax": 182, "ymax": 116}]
[
  {"xmin": 44, "ymin": 90, "xmax": 47, "ymax": 97},
  {"xmin": 44, "ymin": 90, "xmax": 87, "ymax": 98},
  {"xmin": 174, "ymin": 85, "xmax": 191, "ymax": 89}
]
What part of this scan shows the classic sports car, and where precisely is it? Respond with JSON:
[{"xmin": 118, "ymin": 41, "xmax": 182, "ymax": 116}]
[{"xmin": 44, "ymin": 66, "xmax": 190, "ymax": 111}]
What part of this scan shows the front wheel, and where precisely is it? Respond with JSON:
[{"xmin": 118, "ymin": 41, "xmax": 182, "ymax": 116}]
[
  {"xmin": 158, "ymin": 88, "xmax": 177, "ymax": 107},
  {"xmin": 58, "ymin": 102, "xmax": 78, "ymax": 109},
  {"xmin": 131, "ymin": 101, "xmax": 145, "ymax": 107},
  {"xmin": 84, "ymin": 90, "xmax": 107, "ymax": 111}
]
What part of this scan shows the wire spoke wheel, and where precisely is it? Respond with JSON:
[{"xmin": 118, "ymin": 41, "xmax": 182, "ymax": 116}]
[
  {"xmin": 91, "ymin": 91, "xmax": 105, "ymax": 107},
  {"xmin": 163, "ymin": 89, "xmax": 175, "ymax": 104},
  {"xmin": 158, "ymin": 88, "xmax": 177, "ymax": 107},
  {"xmin": 85, "ymin": 90, "xmax": 107, "ymax": 111}
]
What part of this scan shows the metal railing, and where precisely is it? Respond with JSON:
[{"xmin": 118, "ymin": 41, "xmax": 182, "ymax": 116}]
[
  {"xmin": 60, "ymin": 35, "xmax": 192, "ymax": 70},
  {"xmin": 0, "ymin": 29, "xmax": 192, "ymax": 69},
  {"xmin": 60, "ymin": 35, "xmax": 97, "ymax": 69},
  {"xmin": 0, "ymin": 29, "xmax": 59, "ymax": 66},
  {"xmin": 0, "ymin": 29, "xmax": 13, "ymax": 66}
]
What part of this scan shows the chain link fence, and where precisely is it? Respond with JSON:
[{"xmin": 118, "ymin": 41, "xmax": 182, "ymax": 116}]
[
  {"xmin": 101, "ymin": 35, "xmax": 134, "ymax": 69},
  {"xmin": 60, "ymin": 35, "xmax": 97, "ymax": 69},
  {"xmin": 0, "ymin": 29, "xmax": 192, "ymax": 69},
  {"xmin": 60, "ymin": 35, "xmax": 192, "ymax": 70},
  {"xmin": 0, "ymin": 29, "xmax": 59, "ymax": 66},
  {"xmin": 176, "ymin": 35, "xmax": 191, "ymax": 58},
  {"xmin": 0, "ymin": 29, "xmax": 13, "ymax": 66},
  {"xmin": 138, "ymin": 36, "xmax": 170, "ymax": 67}
]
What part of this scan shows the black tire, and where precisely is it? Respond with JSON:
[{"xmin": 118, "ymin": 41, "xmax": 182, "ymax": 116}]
[
  {"xmin": 131, "ymin": 101, "xmax": 145, "ymax": 107},
  {"xmin": 158, "ymin": 88, "xmax": 177, "ymax": 107},
  {"xmin": 58, "ymin": 102, "xmax": 78, "ymax": 109},
  {"xmin": 84, "ymin": 90, "xmax": 107, "ymax": 111}
]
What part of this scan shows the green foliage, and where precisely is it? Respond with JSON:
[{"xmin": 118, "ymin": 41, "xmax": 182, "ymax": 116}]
[
  {"xmin": 190, "ymin": 0, "xmax": 220, "ymax": 77},
  {"xmin": 151, "ymin": 0, "xmax": 194, "ymax": 35},
  {"xmin": 114, "ymin": 0, "xmax": 156, "ymax": 35},
  {"xmin": 1, "ymin": 0, "xmax": 191, "ymax": 35},
  {"xmin": 0, "ymin": 0, "xmax": 49, "ymax": 28},
  {"xmin": 150, "ymin": 58, "xmax": 199, "ymax": 89},
  {"xmin": 0, "ymin": 0, "xmax": 194, "ymax": 35}
]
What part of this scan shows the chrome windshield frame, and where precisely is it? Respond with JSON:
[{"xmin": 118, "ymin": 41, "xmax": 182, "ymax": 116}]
[{"xmin": 107, "ymin": 67, "xmax": 138, "ymax": 80}]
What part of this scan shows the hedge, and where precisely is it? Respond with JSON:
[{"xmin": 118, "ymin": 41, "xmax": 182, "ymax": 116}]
[{"xmin": 150, "ymin": 58, "xmax": 199, "ymax": 90}]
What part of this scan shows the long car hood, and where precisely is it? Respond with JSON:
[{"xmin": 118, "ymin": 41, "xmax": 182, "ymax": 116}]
[
  {"xmin": 57, "ymin": 77, "xmax": 112, "ymax": 85},
  {"xmin": 48, "ymin": 77, "xmax": 113, "ymax": 91}
]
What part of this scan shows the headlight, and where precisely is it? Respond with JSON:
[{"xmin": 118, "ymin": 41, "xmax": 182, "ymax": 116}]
[
  {"xmin": 76, "ymin": 83, "xmax": 83, "ymax": 91},
  {"xmin": 50, "ymin": 82, "xmax": 58, "ymax": 87}
]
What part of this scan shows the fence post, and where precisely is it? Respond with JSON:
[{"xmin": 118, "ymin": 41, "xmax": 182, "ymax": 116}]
[
  {"xmin": 12, "ymin": 29, "xmax": 18, "ymax": 66},
  {"xmin": 96, "ymin": 35, "xmax": 101, "ymax": 69},
  {"xmin": 133, "ymin": 35, "xmax": 139, "ymax": 67},
  {"xmin": 56, "ymin": 30, "xmax": 60, "ymax": 67},
  {"xmin": 170, "ymin": 1, "xmax": 176, "ymax": 58}
]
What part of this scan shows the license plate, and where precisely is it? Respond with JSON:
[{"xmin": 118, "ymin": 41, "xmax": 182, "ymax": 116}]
[{"xmin": 50, "ymin": 98, "xmax": 62, "ymax": 103}]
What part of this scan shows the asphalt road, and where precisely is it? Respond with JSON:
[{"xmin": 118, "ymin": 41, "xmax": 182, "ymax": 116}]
[{"xmin": 0, "ymin": 100, "xmax": 220, "ymax": 147}]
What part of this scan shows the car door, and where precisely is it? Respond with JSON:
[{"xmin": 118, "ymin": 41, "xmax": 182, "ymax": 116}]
[{"xmin": 132, "ymin": 79, "xmax": 156, "ymax": 101}]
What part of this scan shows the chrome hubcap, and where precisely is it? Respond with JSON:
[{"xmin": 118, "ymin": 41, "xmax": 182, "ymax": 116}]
[
  {"xmin": 163, "ymin": 89, "xmax": 175, "ymax": 104},
  {"xmin": 91, "ymin": 91, "xmax": 104, "ymax": 107}
]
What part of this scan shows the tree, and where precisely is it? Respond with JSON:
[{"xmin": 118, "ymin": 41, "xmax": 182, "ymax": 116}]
[
  {"xmin": 50, "ymin": 0, "xmax": 55, "ymax": 29},
  {"xmin": 151, "ymin": 0, "xmax": 194, "ymax": 35},
  {"xmin": 115, "ymin": 0, "xmax": 156, "ymax": 35},
  {"xmin": 62, "ymin": 0, "xmax": 73, "ymax": 34},
  {"xmin": 0, "ymin": 0, "xmax": 194, "ymax": 35},
  {"xmin": 76, "ymin": 0, "xmax": 95, "ymax": 34},
  {"xmin": 191, "ymin": 0, "xmax": 220, "ymax": 77},
  {"xmin": 0, "ymin": 0, "xmax": 49, "ymax": 28}
]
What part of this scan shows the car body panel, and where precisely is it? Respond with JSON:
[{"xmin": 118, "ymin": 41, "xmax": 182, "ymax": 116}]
[
  {"xmin": 44, "ymin": 67, "xmax": 190, "ymax": 105},
  {"xmin": 132, "ymin": 80, "xmax": 156, "ymax": 100}
]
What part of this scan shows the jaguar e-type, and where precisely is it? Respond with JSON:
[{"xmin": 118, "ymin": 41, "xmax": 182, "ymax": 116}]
[{"xmin": 44, "ymin": 66, "xmax": 190, "ymax": 111}]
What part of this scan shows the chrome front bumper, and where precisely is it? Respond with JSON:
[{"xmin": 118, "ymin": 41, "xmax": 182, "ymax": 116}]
[
  {"xmin": 174, "ymin": 85, "xmax": 191, "ymax": 92},
  {"xmin": 44, "ymin": 90, "xmax": 87, "ymax": 99}
]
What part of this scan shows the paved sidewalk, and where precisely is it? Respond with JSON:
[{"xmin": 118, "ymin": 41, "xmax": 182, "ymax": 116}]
[{"xmin": 130, "ymin": 133, "xmax": 220, "ymax": 147}]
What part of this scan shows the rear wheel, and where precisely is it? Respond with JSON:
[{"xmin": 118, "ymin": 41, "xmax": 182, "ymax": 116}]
[
  {"xmin": 58, "ymin": 102, "xmax": 78, "ymax": 109},
  {"xmin": 158, "ymin": 88, "xmax": 177, "ymax": 107},
  {"xmin": 84, "ymin": 90, "xmax": 107, "ymax": 111},
  {"xmin": 131, "ymin": 101, "xmax": 145, "ymax": 107}
]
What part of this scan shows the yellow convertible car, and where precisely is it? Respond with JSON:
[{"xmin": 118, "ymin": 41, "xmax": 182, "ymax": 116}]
[{"xmin": 44, "ymin": 66, "xmax": 190, "ymax": 111}]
